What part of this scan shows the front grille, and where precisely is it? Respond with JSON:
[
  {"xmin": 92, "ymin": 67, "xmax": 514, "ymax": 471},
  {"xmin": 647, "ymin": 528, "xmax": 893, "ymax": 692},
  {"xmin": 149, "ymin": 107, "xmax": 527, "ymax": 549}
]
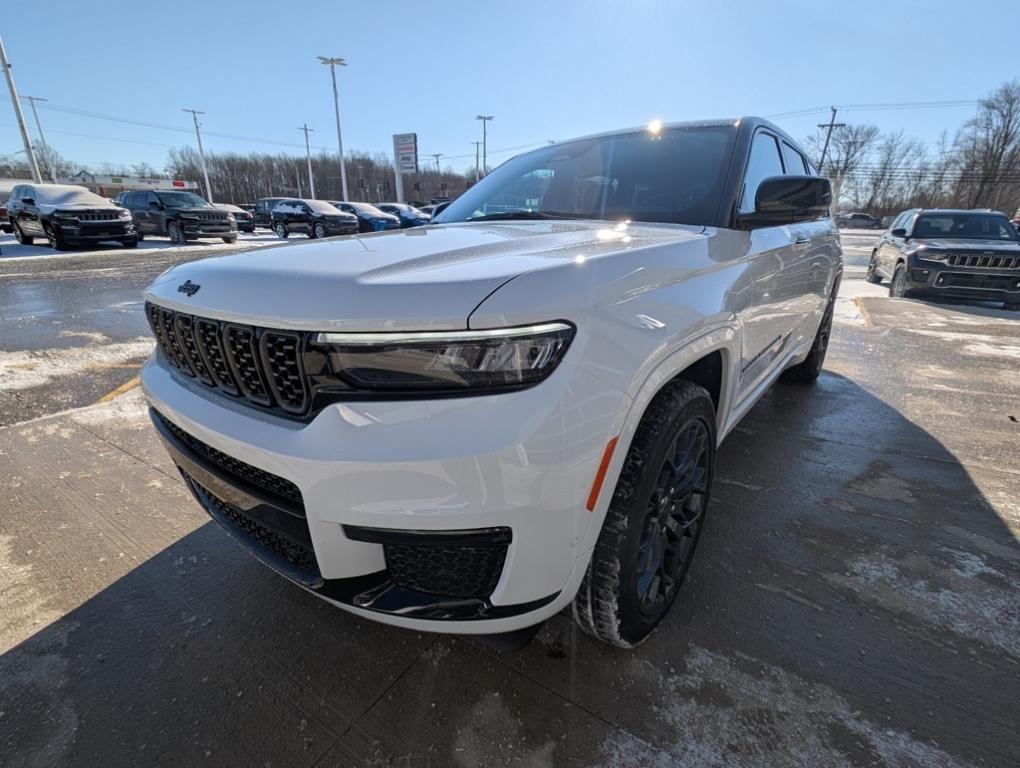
[
  {"xmin": 946, "ymin": 253, "xmax": 1020, "ymax": 269},
  {"xmin": 183, "ymin": 471, "xmax": 320, "ymax": 577},
  {"xmin": 155, "ymin": 410, "xmax": 303, "ymax": 505},
  {"xmin": 58, "ymin": 210, "xmax": 122, "ymax": 222},
  {"xmin": 196, "ymin": 212, "xmax": 229, "ymax": 222},
  {"xmin": 145, "ymin": 302, "xmax": 309, "ymax": 416},
  {"xmin": 384, "ymin": 542, "xmax": 509, "ymax": 599}
]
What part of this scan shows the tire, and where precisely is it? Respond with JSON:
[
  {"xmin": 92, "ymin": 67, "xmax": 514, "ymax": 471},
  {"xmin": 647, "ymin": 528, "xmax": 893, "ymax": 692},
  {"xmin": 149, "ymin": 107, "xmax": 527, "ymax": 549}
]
[
  {"xmin": 313, "ymin": 223, "xmax": 326, "ymax": 239},
  {"xmin": 222, "ymin": 236, "xmax": 237, "ymax": 244},
  {"xmin": 781, "ymin": 276, "xmax": 840, "ymax": 385},
  {"xmin": 13, "ymin": 222, "xmax": 33, "ymax": 245},
  {"xmin": 573, "ymin": 381, "xmax": 716, "ymax": 648},
  {"xmin": 1006, "ymin": 303, "xmax": 1020, "ymax": 312},
  {"xmin": 865, "ymin": 253, "xmax": 882, "ymax": 284},
  {"xmin": 136, "ymin": 232, "xmax": 145, "ymax": 242},
  {"xmin": 274, "ymin": 222, "xmax": 288, "ymax": 239},
  {"xmin": 122, "ymin": 237, "xmax": 138, "ymax": 249},
  {"xmin": 889, "ymin": 264, "xmax": 910, "ymax": 298},
  {"xmin": 168, "ymin": 222, "xmax": 185, "ymax": 245},
  {"xmin": 44, "ymin": 223, "xmax": 72, "ymax": 251}
]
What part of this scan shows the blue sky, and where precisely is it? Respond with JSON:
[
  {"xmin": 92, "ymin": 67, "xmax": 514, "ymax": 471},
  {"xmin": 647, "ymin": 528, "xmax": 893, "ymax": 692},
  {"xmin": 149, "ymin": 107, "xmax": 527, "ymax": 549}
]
[{"xmin": 1, "ymin": 0, "xmax": 1015, "ymax": 175}]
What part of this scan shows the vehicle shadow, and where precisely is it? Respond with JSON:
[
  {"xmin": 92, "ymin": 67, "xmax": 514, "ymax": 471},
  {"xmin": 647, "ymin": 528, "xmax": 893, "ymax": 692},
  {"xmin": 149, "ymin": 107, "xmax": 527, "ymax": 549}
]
[{"xmin": 1, "ymin": 373, "xmax": 1018, "ymax": 767}]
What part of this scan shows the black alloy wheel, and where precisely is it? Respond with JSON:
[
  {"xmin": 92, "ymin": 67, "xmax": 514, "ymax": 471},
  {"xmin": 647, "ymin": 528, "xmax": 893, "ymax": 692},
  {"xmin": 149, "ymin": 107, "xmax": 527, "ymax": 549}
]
[
  {"xmin": 889, "ymin": 264, "xmax": 910, "ymax": 298},
  {"xmin": 274, "ymin": 222, "xmax": 288, "ymax": 239},
  {"xmin": 866, "ymin": 253, "xmax": 882, "ymax": 284},
  {"xmin": 168, "ymin": 222, "xmax": 185, "ymax": 245},
  {"xmin": 13, "ymin": 222, "xmax": 33, "ymax": 245},
  {"xmin": 313, "ymin": 223, "xmax": 326, "ymax": 239}
]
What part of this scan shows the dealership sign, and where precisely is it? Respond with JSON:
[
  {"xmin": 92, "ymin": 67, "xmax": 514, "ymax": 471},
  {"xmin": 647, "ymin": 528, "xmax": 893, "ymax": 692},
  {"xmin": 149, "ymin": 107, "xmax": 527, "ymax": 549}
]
[{"xmin": 393, "ymin": 133, "xmax": 418, "ymax": 174}]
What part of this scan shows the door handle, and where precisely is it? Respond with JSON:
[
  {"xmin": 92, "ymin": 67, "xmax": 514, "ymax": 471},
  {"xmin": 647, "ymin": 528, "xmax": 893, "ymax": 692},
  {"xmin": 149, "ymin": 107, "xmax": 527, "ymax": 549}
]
[{"xmin": 795, "ymin": 235, "xmax": 810, "ymax": 245}]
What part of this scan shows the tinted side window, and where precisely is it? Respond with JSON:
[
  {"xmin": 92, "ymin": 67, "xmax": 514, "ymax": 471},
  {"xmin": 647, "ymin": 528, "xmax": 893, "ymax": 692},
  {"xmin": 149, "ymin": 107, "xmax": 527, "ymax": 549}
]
[
  {"xmin": 145, "ymin": 192, "xmax": 159, "ymax": 207},
  {"xmin": 740, "ymin": 133, "xmax": 784, "ymax": 213},
  {"xmin": 781, "ymin": 142, "xmax": 808, "ymax": 174}
]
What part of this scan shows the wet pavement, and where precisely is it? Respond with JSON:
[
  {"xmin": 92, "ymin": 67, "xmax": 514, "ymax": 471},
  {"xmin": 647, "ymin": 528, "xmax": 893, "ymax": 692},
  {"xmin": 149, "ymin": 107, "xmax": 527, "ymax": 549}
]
[{"xmin": 1, "ymin": 231, "xmax": 1019, "ymax": 766}]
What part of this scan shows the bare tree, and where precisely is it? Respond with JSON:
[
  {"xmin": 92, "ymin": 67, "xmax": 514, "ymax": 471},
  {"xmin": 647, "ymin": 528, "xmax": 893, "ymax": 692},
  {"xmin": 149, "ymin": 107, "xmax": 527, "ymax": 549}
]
[{"xmin": 951, "ymin": 79, "xmax": 1020, "ymax": 211}]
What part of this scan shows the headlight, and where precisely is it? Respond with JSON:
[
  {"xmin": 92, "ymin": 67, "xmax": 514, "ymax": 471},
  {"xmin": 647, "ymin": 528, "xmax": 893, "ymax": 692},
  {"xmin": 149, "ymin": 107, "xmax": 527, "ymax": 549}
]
[
  {"xmin": 180, "ymin": 213, "xmax": 199, "ymax": 220},
  {"xmin": 914, "ymin": 249, "xmax": 947, "ymax": 261},
  {"xmin": 311, "ymin": 322, "xmax": 575, "ymax": 394},
  {"xmin": 118, "ymin": 208, "xmax": 132, "ymax": 218}
]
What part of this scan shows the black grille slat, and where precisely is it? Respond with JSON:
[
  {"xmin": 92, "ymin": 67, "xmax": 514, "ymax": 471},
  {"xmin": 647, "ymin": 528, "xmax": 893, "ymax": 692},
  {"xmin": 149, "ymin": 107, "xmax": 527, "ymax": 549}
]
[
  {"xmin": 156, "ymin": 410, "xmax": 303, "ymax": 505},
  {"xmin": 224, "ymin": 325, "xmax": 273, "ymax": 406},
  {"xmin": 384, "ymin": 543, "xmax": 508, "ymax": 599},
  {"xmin": 947, "ymin": 253, "xmax": 1019, "ymax": 270},
  {"xmin": 261, "ymin": 332, "xmax": 308, "ymax": 413},
  {"xmin": 195, "ymin": 319, "xmax": 240, "ymax": 395},
  {"xmin": 159, "ymin": 308, "xmax": 194, "ymax": 375},
  {"xmin": 174, "ymin": 314, "xmax": 214, "ymax": 386}
]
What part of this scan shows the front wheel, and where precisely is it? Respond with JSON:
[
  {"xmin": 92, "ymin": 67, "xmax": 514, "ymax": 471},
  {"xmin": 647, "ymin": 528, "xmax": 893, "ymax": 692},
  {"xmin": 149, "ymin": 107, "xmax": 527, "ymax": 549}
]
[
  {"xmin": 13, "ymin": 222, "xmax": 34, "ymax": 245},
  {"xmin": 274, "ymin": 222, "xmax": 288, "ymax": 239},
  {"xmin": 121, "ymin": 237, "xmax": 138, "ymax": 249},
  {"xmin": 865, "ymin": 253, "xmax": 882, "ymax": 284},
  {"xmin": 222, "ymin": 236, "xmax": 237, "ymax": 244},
  {"xmin": 313, "ymin": 223, "xmax": 326, "ymax": 239},
  {"xmin": 889, "ymin": 264, "xmax": 910, "ymax": 298},
  {"xmin": 573, "ymin": 381, "xmax": 715, "ymax": 648},
  {"xmin": 168, "ymin": 222, "xmax": 185, "ymax": 245},
  {"xmin": 45, "ymin": 224, "xmax": 72, "ymax": 251}
]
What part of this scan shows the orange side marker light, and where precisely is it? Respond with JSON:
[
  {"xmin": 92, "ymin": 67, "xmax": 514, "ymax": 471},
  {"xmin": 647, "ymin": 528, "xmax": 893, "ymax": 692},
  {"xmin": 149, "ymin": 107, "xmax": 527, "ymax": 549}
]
[{"xmin": 586, "ymin": 436, "xmax": 619, "ymax": 512}]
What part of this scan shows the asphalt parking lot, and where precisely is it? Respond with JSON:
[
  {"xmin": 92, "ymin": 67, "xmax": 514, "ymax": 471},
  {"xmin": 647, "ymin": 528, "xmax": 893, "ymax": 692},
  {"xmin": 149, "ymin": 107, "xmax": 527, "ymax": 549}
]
[{"xmin": 2, "ymin": 230, "xmax": 1019, "ymax": 767}]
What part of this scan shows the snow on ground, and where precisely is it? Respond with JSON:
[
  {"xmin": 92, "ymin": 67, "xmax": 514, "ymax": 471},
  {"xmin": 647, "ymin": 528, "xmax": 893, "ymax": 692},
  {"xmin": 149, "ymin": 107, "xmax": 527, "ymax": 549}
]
[
  {"xmin": 0, "ymin": 231, "xmax": 280, "ymax": 262},
  {"xmin": 0, "ymin": 338, "xmax": 154, "ymax": 390}
]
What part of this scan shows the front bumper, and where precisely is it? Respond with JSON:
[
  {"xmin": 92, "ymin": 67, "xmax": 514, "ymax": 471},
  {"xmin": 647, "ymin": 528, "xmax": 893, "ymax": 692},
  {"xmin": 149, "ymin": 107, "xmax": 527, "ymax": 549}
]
[
  {"xmin": 57, "ymin": 220, "xmax": 134, "ymax": 240},
  {"xmin": 142, "ymin": 355, "xmax": 627, "ymax": 634},
  {"xmin": 181, "ymin": 220, "xmax": 237, "ymax": 238},
  {"xmin": 905, "ymin": 256, "xmax": 1020, "ymax": 303}
]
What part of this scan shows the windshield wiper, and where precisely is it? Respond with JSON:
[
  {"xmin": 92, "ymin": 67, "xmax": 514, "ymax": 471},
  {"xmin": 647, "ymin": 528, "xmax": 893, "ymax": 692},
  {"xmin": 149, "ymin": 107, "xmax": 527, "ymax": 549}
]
[{"xmin": 466, "ymin": 211, "xmax": 590, "ymax": 222}]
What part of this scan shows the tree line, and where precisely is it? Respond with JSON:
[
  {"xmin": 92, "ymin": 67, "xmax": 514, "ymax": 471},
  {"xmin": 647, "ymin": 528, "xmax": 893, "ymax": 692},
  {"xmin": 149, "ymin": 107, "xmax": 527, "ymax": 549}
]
[{"xmin": 3, "ymin": 80, "xmax": 1019, "ymax": 217}]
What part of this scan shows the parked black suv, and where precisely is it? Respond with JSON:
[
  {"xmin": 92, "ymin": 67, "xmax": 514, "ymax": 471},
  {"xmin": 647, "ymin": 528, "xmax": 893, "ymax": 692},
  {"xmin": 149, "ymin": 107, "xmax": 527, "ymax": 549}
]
[
  {"xmin": 868, "ymin": 208, "xmax": 1020, "ymax": 309},
  {"xmin": 329, "ymin": 201, "xmax": 401, "ymax": 233},
  {"xmin": 116, "ymin": 190, "xmax": 236, "ymax": 244},
  {"xmin": 8, "ymin": 183, "xmax": 136, "ymax": 250},
  {"xmin": 253, "ymin": 197, "xmax": 286, "ymax": 229},
  {"xmin": 270, "ymin": 199, "xmax": 360, "ymax": 239}
]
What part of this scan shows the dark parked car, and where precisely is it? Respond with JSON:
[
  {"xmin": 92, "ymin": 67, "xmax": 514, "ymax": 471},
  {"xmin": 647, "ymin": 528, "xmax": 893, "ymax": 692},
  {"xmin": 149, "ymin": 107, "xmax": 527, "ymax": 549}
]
[
  {"xmin": 837, "ymin": 212, "xmax": 882, "ymax": 229},
  {"xmin": 253, "ymin": 197, "xmax": 286, "ymax": 229},
  {"xmin": 116, "ymin": 190, "xmax": 236, "ymax": 244},
  {"xmin": 329, "ymin": 201, "xmax": 401, "ymax": 233},
  {"xmin": 375, "ymin": 202, "xmax": 431, "ymax": 228},
  {"xmin": 216, "ymin": 203, "xmax": 255, "ymax": 233},
  {"xmin": 867, "ymin": 208, "xmax": 1020, "ymax": 309},
  {"xmin": 0, "ymin": 199, "xmax": 11, "ymax": 233},
  {"xmin": 8, "ymin": 183, "xmax": 136, "ymax": 250},
  {"xmin": 271, "ymin": 199, "xmax": 360, "ymax": 239}
]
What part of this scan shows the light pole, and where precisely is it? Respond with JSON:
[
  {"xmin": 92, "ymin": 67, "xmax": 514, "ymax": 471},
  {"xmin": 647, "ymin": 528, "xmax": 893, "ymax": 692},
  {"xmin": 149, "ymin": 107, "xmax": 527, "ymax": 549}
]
[
  {"xmin": 475, "ymin": 115, "xmax": 493, "ymax": 177},
  {"xmin": 430, "ymin": 153, "xmax": 442, "ymax": 173},
  {"xmin": 0, "ymin": 36, "xmax": 42, "ymax": 183},
  {"xmin": 21, "ymin": 95, "xmax": 56, "ymax": 182},
  {"xmin": 471, "ymin": 141, "xmax": 481, "ymax": 181},
  {"xmin": 318, "ymin": 56, "xmax": 349, "ymax": 201},
  {"xmin": 182, "ymin": 108, "xmax": 213, "ymax": 202},
  {"xmin": 299, "ymin": 123, "xmax": 315, "ymax": 198}
]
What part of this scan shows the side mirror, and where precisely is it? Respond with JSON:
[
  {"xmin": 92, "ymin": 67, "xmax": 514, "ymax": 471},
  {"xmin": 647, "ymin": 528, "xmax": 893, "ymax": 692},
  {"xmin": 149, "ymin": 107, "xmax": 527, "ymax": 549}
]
[
  {"xmin": 148, "ymin": 200, "xmax": 163, "ymax": 209},
  {"xmin": 739, "ymin": 176, "xmax": 831, "ymax": 230},
  {"xmin": 891, "ymin": 228, "xmax": 907, "ymax": 238},
  {"xmin": 21, "ymin": 197, "xmax": 35, "ymax": 206}
]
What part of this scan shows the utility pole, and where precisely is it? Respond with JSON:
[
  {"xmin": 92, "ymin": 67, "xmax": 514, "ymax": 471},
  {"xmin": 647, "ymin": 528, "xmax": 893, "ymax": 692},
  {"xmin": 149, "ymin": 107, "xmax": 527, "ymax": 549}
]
[
  {"xmin": 21, "ymin": 95, "xmax": 55, "ymax": 182},
  {"xmin": 471, "ymin": 141, "xmax": 482, "ymax": 181},
  {"xmin": 182, "ymin": 108, "xmax": 213, "ymax": 202},
  {"xmin": 0, "ymin": 36, "xmax": 42, "ymax": 183},
  {"xmin": 299, "ymin": 123, "xmax": 316, "ymax": 198},
  {"xmin": 430, "ymin": 153, "xmax": 442, "ymax": 173},
  {"xmin": 475, "ymin": 115, "xmax": 493, "ymax": 177},
  {"xmin": 817, "ymin": 106, "xmax": 845, "ymax": 175},
  {"xmin": 318, "ymin": 56, "xmax": 349, "ymax": 200}
]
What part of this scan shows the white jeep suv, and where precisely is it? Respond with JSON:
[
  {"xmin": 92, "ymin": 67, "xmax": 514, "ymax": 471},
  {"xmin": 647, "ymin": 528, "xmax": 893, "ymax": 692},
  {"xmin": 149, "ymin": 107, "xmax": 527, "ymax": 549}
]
[{"xmin": 142, "ymin": 118, "xmax": 841, "ymax": 647}]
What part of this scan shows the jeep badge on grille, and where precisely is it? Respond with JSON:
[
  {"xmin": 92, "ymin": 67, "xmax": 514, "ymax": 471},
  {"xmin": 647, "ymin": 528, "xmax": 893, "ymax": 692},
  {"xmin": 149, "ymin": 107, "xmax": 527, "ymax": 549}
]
[{"xmin": 177, "ymin": 280, "xmax": 200, "ymax": 297}]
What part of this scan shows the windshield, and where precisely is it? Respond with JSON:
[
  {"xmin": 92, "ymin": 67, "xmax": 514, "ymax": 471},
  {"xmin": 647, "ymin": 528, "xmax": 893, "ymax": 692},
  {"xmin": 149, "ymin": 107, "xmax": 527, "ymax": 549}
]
[
  {"xmin": 307, "ymin": 200, "xmax": 343, "ymax": 213},
  {"xmin": 913, "ymin": 213, "xmax": 1019, "ymax": 241},
  {"xmin": 341, "ymin": 201, "xmax": 387, "ymax": 216},
  {"xmin": 156, "ymin": 191, "xmax": 211, "ymax": 208},
  {"xmin": 436, "ymin": 125, "xmax": 736, "ymax": 226},
  {"xmin": 36, "ymin": 186, "xmax": 110, "ymax": 207}
]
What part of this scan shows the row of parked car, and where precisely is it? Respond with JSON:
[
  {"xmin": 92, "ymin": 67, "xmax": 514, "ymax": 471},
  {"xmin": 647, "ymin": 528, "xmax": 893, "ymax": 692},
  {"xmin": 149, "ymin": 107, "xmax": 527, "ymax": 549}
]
[{"xmin": 3, "ymin": 182, "xmax": 442, "ymax": 250}]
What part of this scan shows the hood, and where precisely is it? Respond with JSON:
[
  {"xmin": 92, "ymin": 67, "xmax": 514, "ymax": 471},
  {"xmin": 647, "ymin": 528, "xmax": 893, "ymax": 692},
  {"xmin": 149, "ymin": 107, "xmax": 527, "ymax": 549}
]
[
  {"xmin": 41, "ymin": 202, "xmax": 122, "ymax": 213},
  {"xmin": 914, "ymin": 237, "xmax": 1020, "ymax": 252},
  {"xmin": 145, "ymin": 220, "xmax": 705, "ymax": 331}
]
